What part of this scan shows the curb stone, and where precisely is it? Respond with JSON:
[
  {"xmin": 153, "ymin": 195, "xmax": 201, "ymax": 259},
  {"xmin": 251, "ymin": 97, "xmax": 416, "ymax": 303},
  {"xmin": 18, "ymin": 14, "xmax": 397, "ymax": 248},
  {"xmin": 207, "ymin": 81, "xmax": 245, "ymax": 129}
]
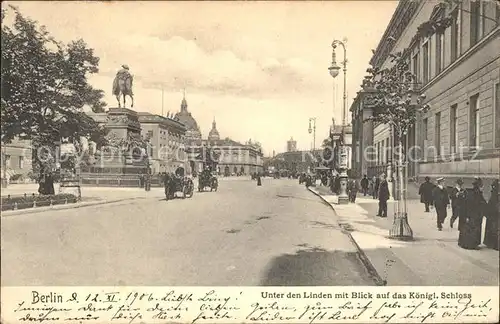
[
  {"xmin": 307, "ymin": 186, "xmax": 387, "ymax": 286},
  {"xmin": 1, "ymin": 197, "xmax": 148, "ymax": 217}
]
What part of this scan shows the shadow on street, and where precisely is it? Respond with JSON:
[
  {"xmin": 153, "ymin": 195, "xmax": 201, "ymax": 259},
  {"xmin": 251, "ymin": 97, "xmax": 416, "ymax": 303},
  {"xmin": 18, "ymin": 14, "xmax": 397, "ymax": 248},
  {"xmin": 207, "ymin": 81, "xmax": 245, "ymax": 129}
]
[{"xmin": 260, "ymin": 249, "xmax": 376, "ymax": 286}]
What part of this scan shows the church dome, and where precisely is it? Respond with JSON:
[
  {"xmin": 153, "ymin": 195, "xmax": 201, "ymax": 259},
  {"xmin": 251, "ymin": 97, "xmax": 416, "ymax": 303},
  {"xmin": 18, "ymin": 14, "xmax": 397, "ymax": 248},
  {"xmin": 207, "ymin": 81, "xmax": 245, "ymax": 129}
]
[
  {"xmin": 208, "ymin": 117, "xmax": 220, "ymax": 141},
  {"xmin": 174, "ymin": 92, "xmax": 202, "ymax": 139}
]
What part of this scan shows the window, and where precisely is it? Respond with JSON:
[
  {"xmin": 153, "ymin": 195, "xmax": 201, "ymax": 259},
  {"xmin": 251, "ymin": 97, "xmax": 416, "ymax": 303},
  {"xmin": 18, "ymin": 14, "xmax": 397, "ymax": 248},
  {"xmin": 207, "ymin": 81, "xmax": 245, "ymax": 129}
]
[
  {"xmin": 451, "ymin": 10, "xmax": 459, "ymax": 61},
  {"xmin": 19, "ymin": 156, "xmax": 24, "ymax": 169},
  {"xmin": 5, "ymin": 155, "xmax": 11, "ymax": 168},
  {"xmin": 435, "ymin": 32, "xmax": 443, "ymax": 73},
  {"xmin": 495, "ymin": 83, "xmax": 500, "ymax": 148},
  {"xmin": 412, "ymin": 52, "xmax": 420, "ymax": 83},
  {"xmin": 450, "ymin": 104, "xmax": 458, "ymax": 153},
  {"xmin": 376, "ymin": 142, "xmax": 380, "ymax": 164},
  {"xmin": 470, "ymin": 0, "xmax": 481, "ymax": 46},
  {"xmin": 422, "ymin": 118, "xmax": 428, "ymax": 141},
  {"xmin": 469, "ymin": 94, "xmax": 480, "ymax": 149},
  {"xmin": 423, "ymin": 41, "xmax": 430, "ymax": 83},
  {"xmin": 435, "ymin": 112, "xmax": 441, "ymax": 156},
  {"xmin": 385, "ymin": 138, "xmax": 389, "ymax": 163}
]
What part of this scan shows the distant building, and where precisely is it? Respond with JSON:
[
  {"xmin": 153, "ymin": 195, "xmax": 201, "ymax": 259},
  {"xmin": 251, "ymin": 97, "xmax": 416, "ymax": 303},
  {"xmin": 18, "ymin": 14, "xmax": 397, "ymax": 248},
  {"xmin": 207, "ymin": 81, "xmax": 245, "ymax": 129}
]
[
  {"xmin": 287, "ymin": 137, "xmax": 297, "ymax": 152},
  {"xmin": 271, "ymin": 149, "xmax": 324, "ymax": 174},
  {"xmin": 173, "ymin": 94, "xmax": 264, "ymax": 175},
  {"xmin": 137, "ymin": 112, "xmax": 187, "ymax": 173},
  {"xmin": 1, "ymin": 138, "xmax": 33, "ymax": 184}
]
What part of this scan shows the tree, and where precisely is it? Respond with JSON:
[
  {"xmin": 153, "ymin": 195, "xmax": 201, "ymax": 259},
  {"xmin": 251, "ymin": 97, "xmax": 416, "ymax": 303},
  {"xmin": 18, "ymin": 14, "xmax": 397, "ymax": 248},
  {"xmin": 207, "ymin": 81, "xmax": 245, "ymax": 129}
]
[
  {"xmin": 364, "ymin": 51, "xmax": 429, "ymax": 205},
  {"xmin": 1, "ymin": 6, "xmax": 108, "ymax": 176}
]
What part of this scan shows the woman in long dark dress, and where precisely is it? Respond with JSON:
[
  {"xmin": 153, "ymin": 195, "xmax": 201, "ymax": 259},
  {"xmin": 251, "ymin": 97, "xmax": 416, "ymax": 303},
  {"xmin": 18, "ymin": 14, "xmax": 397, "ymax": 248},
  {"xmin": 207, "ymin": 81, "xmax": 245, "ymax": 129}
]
[
  {"xmin": 458, "ymin": 177, "xmax": 487, "ymax": 250},
  {"xmin": 483, "ymin": 179, "xmax": 499, "ymax": 250}
]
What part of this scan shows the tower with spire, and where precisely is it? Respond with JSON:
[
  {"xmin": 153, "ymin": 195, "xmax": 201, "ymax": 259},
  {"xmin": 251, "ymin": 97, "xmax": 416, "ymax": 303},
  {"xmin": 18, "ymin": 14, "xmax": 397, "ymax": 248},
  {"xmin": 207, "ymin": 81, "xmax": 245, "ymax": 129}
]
[
  {"xmin": 174, "ymin": 89, "xmax": 202, "ymax": 142},
  {"xmin": 208, "ymin": 117, "xmax": 220, "ymax": 141}
]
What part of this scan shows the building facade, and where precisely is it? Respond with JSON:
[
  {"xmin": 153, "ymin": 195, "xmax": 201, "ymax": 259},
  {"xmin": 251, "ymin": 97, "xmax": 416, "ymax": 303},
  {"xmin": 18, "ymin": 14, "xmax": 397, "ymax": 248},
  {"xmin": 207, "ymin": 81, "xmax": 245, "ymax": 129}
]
[
  {"xmin": 287, "ymin": 137, "xmax": 297, "ymax": 152},
  {"xmin": 351, "ymin": 0, "xmax": 499, "ymax": 188},
  {"xmin": 173, "ymin": 94, "xmax": 264, "ymax": 175},
  {"xmin": 137, "ymin": 112, "xmax": 187, "ymax": 174},
  {"xmin": 1, "ymin": 138, "xmax": 33, "ymax": 184}
]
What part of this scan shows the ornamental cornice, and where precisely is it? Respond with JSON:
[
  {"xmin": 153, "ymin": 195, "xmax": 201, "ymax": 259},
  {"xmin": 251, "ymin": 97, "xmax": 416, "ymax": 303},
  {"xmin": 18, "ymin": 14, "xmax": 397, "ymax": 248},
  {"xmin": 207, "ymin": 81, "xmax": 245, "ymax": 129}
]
[{"xmin": 370, "ymin": 0, "xmax": 421, "ymax": 67}]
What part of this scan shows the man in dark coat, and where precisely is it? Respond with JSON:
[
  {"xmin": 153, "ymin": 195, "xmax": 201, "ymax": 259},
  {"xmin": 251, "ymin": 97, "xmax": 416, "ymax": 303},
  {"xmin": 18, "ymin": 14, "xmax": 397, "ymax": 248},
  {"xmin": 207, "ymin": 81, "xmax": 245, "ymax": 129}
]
[
  {"xmin": 432, "ymin": 177, "xmax": 450, "ymax": 231},
  {"xmin": 377, "ymin": 173, "xmax": 390, "ymax": 217},
  {"xmin": 373, "ymin": 176, "xmax": 380, "ymax": 199},
  {"xmin": 459, "ymin": 177, "xmax": 487, "ymax": 249},
  {"xmin": 419, "ymin": 176, "xmax": 435, "ymax": 212},
  {"xmin": 449, "ymin": 178, "xmax": 466, "ymax": 228},
  {"xmin": 347, "ymin": 177, "xmax": 360, "ymax": 203},
  {"xmin": 361, "ymin": 175, "xmax": 369, "ymax": 196},
  {"xmin": 483, "ymin": 179, "xmax": 499, "ymax": 250},
  {"xmin": 257, "ymin": 172, "xmax": 262, "ymax": 186}
]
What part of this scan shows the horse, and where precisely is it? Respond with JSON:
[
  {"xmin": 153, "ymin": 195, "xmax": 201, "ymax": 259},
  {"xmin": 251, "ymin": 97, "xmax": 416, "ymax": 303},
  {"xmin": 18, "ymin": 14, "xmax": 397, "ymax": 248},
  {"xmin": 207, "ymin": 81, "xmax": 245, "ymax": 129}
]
[{"xmin": 112, "ymin": 74, "xmax": 134, "ymax": 108}]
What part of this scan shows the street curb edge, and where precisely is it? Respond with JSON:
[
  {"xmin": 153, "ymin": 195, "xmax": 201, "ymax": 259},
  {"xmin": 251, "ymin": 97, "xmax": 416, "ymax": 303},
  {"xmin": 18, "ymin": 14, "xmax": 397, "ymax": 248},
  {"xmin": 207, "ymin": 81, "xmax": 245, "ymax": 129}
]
[
  {"xmin": 307, "ymin": 186, "xmax": 387, "ymax": 286},
  {"xmin": 1, "ymin": 197, "xmax": 148, "ymax": 217}
]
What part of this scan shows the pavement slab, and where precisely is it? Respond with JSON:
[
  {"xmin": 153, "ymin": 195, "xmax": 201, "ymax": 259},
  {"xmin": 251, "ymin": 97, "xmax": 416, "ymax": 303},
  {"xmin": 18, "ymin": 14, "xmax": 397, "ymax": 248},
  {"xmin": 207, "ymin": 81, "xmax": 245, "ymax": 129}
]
[{"xmin": 1, "ymin": 178, "xmax": 375, "ymax": 286}]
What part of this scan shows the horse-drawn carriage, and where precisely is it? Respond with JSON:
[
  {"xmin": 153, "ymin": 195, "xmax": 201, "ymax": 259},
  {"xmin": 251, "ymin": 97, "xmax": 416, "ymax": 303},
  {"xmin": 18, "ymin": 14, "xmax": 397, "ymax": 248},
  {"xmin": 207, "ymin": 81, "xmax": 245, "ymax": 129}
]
[
  {"xmin": 198, "ymin": 169, "xmax": 218, "ymax": 192},
  {"xmin": 164, "ymin": 167, "xmax": 194, "ymax": 200}
]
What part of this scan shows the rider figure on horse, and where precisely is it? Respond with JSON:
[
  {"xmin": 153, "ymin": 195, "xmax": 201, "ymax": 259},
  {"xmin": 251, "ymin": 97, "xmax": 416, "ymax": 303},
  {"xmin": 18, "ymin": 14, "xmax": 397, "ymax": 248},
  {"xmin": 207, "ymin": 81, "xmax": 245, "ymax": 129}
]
[{"xmin": 113, "ymin": 64, "xmax": 134, "ymax": 108}]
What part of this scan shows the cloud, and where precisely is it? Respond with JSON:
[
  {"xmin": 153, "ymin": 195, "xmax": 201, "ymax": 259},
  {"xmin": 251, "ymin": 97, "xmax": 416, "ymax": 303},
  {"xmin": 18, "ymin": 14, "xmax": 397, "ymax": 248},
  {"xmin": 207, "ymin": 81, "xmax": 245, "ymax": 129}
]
[{"xmin": 98, "ymin": 33, "xmax": 322, "ymax": 99}]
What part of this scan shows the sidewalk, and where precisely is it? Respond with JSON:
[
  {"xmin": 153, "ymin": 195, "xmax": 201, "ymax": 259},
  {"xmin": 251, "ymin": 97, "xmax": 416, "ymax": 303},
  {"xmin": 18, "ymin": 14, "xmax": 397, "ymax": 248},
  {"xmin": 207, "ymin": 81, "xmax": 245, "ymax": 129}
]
[
  {"xmin": 309, "ymin": 185, "xmax": 499, "ymax": 286},
  {"xmin": 1, "ymin": 184, "xmax": 165, "ymax": 216},
  {"xmin": 1, "ymin": 183, "xmax": 164, "ymax": 199}
]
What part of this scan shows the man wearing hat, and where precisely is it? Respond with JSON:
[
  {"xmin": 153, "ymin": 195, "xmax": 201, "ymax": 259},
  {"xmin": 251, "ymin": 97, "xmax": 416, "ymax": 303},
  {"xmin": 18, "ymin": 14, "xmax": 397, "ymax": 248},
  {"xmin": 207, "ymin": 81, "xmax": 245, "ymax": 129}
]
[
  {"xmin": 432, "ymin": 177, "xmax": 450, "ymax": 231},
  {"xmin": 449, "ymin": 178, "xmax": 466, "ymax": 228}
]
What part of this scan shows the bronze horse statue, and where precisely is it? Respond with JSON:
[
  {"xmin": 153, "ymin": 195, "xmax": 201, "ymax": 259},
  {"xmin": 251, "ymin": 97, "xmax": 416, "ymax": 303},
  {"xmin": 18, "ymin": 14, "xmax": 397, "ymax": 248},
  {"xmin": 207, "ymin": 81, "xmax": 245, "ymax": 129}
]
[{"xmin": 112, "ymin": 65, "xmax": 134, "ymax": 108}]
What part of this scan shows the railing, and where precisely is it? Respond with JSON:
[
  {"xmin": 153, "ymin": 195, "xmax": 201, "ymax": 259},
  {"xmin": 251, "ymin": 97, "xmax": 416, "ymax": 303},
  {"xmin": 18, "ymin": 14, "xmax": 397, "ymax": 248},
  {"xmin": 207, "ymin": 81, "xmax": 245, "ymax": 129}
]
[{"xmin": 1, "ymin": 193, "xmax": 78, "ymax": 211}]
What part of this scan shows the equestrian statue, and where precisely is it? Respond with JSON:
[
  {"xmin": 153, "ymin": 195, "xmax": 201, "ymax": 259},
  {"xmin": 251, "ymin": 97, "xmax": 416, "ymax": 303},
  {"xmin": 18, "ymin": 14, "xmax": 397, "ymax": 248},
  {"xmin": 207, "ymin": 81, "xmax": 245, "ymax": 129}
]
[{"xmin": 112, "ymin": 64, "xmax": 134, "ymax": 108}]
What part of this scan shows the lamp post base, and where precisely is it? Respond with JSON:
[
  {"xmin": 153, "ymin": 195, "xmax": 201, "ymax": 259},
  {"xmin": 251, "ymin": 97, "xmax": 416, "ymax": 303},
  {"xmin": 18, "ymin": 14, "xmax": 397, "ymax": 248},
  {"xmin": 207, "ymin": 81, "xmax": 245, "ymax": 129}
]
[
  {"xmin": 338, "ymin": 172, "xmax": 349, "ymax": 205},
  {"xmin": 389, "ymin": 212, "xmax": 413, "ymax": 241}
]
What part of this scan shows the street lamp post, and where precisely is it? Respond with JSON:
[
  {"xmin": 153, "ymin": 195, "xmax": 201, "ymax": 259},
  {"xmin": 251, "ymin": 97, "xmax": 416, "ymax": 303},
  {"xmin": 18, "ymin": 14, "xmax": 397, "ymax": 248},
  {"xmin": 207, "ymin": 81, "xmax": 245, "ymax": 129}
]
[
  {"xmin": 328, "ymin": 39, "xmax": 349, "ymax": 204},
  {"xmin": 308, "ymin": 117, "xmax": 316, "ymax": 167}
]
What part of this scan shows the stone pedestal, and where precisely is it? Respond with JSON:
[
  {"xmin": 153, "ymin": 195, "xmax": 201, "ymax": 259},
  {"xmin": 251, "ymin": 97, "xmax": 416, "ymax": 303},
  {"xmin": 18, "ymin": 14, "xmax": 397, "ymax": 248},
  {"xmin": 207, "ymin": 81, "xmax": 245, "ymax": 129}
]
[{"xmin": 82, "ymin": 108, "xmax": 149, "ymax": 186}]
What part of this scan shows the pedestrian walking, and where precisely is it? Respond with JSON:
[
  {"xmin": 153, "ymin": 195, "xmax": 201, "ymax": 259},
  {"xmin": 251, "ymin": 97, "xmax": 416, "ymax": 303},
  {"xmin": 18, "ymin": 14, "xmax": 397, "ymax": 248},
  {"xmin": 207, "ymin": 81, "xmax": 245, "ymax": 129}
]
[
  {"xmin": 377, "ymin": 173, "xmax": 390, "ymax": 217},
  {"xmin": 361, "ymin": 175, "xmax": 369, "ymax": 196},
  {"xmin": 459, "ymin": 177, "xmax": 487, "ymax": 249},
  {"xmin": 419, "ymin": 176, "xmax": 435, "ymax": 212},
  {"xmin": 347, "ymin": 177, "xmax": 360, "ymax": 203},
  {"xmin": 449, "ymin": 178, "xmax": 466, "ymax": 228},
  {"xmin": 483, "ymin": 179, "xmax": 499, "ymax": 250},
  {"xmin": 432, "ymin": 177, "xmax": 449, "ymax": 231},
  {"xmin": 257, "ymin": 172, "xmax": 262, "ymax": 186}
]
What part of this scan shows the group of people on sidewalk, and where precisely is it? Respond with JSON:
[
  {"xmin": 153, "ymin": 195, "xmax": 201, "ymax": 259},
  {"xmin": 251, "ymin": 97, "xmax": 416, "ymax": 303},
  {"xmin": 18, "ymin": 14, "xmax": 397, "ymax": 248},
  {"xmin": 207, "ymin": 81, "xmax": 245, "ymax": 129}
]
[
  {"xmin": 346, "ymin": 173, "xmax": 390, "ymax": 217},
  {"xmin": 419, "ymin": 176, "xmax": 499, "ymax": 251}
]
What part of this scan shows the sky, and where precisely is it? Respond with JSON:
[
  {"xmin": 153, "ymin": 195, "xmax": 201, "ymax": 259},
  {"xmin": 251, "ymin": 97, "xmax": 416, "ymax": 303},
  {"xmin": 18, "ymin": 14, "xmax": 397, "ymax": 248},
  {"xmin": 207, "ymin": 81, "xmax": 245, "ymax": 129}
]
[{"xmin": 5, "ymin": 0, "xmax": 398, "ymax": 156}]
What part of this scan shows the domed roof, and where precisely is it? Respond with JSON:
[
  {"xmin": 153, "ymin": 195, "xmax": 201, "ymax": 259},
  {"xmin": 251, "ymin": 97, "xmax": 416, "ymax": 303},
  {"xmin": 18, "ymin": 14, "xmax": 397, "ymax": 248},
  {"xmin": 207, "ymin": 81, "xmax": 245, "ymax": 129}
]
[
  {"xmin": 208, "ymin": 117, "xmax": 220, "ymax": 141},
  {"xmin": 174, "ymin": 92, "xmax": 202, "ymax": 139}
]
